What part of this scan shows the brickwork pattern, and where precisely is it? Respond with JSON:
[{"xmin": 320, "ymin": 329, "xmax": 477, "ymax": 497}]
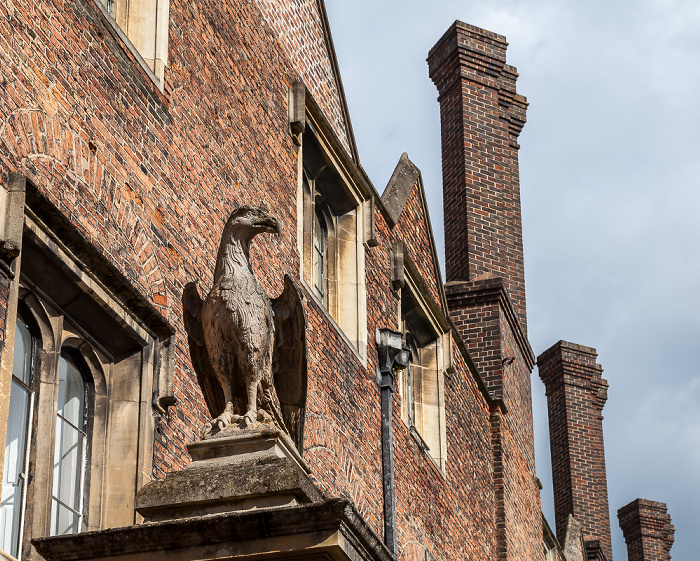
[
  {"xmin": 0, "ymin": 3, "xmax": 535, "ymax": 560},
  {"xmin": 428, "ymin": 21, "xmax": 528, "ymax": 331},
  {"xmin": 618, "ymin": 499, "xmax": 674, "ymax": 561},
  {"xmin": 389, "ymin": 180, "xmax": 442, "ymax": 307},
  {"xmin": 429, "ymin": 22, "xmax": 541, "ymax": 560},
  {"xmin": 254, "ymin": 0, "xmax": 354, "ymax": 158},
  {"xmin": 538, "ymin": 341, "xmax": 613, "ymax": 560}
]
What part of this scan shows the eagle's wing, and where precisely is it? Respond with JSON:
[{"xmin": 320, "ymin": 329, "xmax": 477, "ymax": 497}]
[
  {"xmin": 182, "ymin": 282, "xmax": 226, "ymax": 418},
  {"xmin": 271, "ymin": 274, "xmax": 308, "ymax": 453}
]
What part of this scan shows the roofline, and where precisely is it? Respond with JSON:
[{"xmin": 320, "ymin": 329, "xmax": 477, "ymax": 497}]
[{"xmin": 315, "ymin": 0, "xmax": 360, "ymax": 163}]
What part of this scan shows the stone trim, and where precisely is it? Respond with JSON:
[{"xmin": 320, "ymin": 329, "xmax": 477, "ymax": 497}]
[
  {"xmin": 33, "ymin": 499, "xmax": 394, "ymax": 561},
  {"xmin": 0, "ymin": 173, "xmax": 27, "ymax": 263}
]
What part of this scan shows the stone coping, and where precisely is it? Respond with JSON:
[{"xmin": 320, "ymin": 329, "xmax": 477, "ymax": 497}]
[{"xmin": 33, "ymin": 499, "xmax": 394, "ymax": 561}]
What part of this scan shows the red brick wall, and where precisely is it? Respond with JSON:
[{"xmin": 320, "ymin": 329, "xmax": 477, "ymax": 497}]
[
  {"xmin": 537, "ymin": 342, "xmax": 613, "ymax": 560},
  {"xmin": 0, "ymin": 3, "xmax": 534, "ymax": 560},
  {"xmin": 618, "ymin": 499, "xmax": 674, "ymax": 561}
]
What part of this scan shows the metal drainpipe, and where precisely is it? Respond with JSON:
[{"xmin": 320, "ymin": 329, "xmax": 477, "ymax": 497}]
[
  {"xmin": 375, "ymin": 329, "xmax": 410, "ymax": 557},
  {"xmin": 378, "ymin": 361, "xmax": 397, "ymax": 555}
]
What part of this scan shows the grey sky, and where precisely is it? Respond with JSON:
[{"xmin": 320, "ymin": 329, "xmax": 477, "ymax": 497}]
[{"xmin": 324, "ymin": 1, "xmax": 700, "ymax": 559}]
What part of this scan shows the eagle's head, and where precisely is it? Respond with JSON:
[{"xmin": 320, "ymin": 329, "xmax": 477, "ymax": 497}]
[{"xmin": 225, "ymin": 206, "xmax": 282, "ymax": 241}]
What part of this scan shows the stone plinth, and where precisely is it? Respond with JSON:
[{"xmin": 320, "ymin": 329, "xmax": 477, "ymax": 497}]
[
  {"xmin": 33, "ymin": 426, "xmax": 396, "ymax": 560},
  {"xmin": 33, "ymin": 499, "xmax": 394, "ymax": 561},
  {"xmin": 135, "ymin": 424, "xmax": 322, "ymax": 522}
]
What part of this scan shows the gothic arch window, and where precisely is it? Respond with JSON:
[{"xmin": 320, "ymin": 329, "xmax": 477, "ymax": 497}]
[
  {"xmin": 0, "ymin": 316, "xmax": 36, "ymax": 558},
  {"xmin": 50, "ymin": 352, "xmax": 91, "ymax": 536}
]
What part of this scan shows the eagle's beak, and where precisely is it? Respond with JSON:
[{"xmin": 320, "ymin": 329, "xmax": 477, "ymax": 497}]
[{"xmin": 256, "ymin": 215, "xmax": 282, "ymax": 235}]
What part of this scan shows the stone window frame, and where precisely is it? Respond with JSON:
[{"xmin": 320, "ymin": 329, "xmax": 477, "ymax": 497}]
[
  {"xmin": 93, "ymin": 0, "xmax": 169, "ymax": 89},
  {"xmin": 396, "ymin": 259, "xmax": 451, "ymax": 474},
  {"xmin": 1, "ymin": 313, "xmax": 36, "ymax": 560},
  {"xmin": 49, "ymin": 352, "xmax": 88, "ymax": 536},
  {"xmin": 18, "ymin": 295, "xmax": 105, "ymax": 545},
  {"xmin": 296, "ymin": 99, "xmax": 374, "ymax": 363},
  {"xmin": 0, "ymin": 175, "xmax": 176, "ymax": 560}
]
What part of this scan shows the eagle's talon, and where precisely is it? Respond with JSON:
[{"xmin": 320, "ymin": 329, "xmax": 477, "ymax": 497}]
[
  {"xmin": 241, "ymin": 410, "xmax": 257, "ymax": 427},
  {"xmin": 207, "ymin": 403, "xmax": 238, "ymax": 434}
]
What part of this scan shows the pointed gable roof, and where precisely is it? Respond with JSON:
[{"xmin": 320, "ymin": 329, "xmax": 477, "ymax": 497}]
[
  {"xmin": 381, "ymin": 153, "xmax": 448, "ymax": 313},
  {"xmin": 254, "ymin": 0, "xmax": 359, "ymax": 161}
]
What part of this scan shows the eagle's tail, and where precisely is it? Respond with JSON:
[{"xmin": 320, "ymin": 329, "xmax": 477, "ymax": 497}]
[{"xmin": 260, "ymin": 385, "xmax": 289, "ymax": 435}]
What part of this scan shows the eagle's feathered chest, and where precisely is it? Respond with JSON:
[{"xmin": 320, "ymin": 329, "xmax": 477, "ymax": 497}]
[{"xmin": 203, "ymin": 273, "xmax": 274, "ymax": 357}]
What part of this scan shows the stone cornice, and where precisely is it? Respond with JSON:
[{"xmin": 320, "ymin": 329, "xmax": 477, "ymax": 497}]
[{"xmin": 33, "ymin": 499, "xmax": 394, "ymax": 561}]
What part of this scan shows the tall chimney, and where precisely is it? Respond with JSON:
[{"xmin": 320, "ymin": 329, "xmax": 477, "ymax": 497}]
[
  {"xmin": 537, "ymin": 341, "xmax": 613, "ymax": 560},
  {"xmin": 618, "ymin": 499, "xmax": 674, "ymax": 561},
  {"xmin": 429, "ymin": 22, "xmax": 541, "ymax": 561},
  {"xmin": 427, "ymin": 21, "xmax": 528, "ymax": 329}
]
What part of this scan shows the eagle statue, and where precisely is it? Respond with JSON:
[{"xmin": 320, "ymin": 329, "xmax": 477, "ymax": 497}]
[{"xmin": 182, "ymin": 206, "xmax": 307, "ymax": 452}]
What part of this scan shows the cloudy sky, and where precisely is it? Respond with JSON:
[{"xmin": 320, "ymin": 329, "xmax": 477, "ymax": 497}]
[{"xmin": 324, "ymin": 0, "xmax": 700, "ymax": 559}]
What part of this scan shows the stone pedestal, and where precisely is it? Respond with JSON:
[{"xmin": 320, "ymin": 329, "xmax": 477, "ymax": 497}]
[
  {"xmin": 33, "ymin": 424, "xmax": 393, "ymax": 561},
  {"xmin": 136, "ymin": 424, "xmax": 322, "ymax": 521}
]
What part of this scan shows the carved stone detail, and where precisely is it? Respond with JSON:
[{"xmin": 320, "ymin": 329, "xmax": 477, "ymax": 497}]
[{"xmin": 183, "ymin": 206, "xmax": 308, "ymax": 452}]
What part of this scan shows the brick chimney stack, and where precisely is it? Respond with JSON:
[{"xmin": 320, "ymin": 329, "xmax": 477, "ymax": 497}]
[
  {"xmin": 537, "ymin": 341, "xmax": 613, "ymax": 560},
  {"xmin": 618, "ymin": 499, "xmax": 674, "ymax": 561},
  {"xmin": 427, "ymin": 21, "xmax": 528, "ymax": 329},
  {"xmin": 429, "ymin": 22, "xmax": 541, "ymax": 561}
]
